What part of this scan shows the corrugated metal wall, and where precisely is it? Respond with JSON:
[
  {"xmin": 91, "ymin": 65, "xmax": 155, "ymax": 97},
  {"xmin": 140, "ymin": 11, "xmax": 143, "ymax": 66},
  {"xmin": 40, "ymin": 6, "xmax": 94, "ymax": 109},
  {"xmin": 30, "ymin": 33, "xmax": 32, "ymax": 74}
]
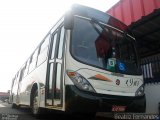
[{"xmin": 107, "ymin": 0, "xmax": 160, "ymax": 25}]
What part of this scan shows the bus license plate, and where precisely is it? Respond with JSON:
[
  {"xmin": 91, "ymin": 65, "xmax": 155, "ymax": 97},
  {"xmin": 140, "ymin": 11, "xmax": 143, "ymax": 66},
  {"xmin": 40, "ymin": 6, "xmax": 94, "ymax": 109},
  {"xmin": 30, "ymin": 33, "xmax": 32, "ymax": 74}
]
[{"xmin": 112, "ymin": 105, "xmax": 126, "ymax": 112}]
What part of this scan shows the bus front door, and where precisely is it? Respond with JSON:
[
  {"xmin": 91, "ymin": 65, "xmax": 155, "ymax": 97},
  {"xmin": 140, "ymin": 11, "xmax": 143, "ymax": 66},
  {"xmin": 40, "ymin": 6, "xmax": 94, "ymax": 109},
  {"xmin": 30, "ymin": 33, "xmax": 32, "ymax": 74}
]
[{"xmin": 46, "ymin": 26, "xmax": 65, "ymax": 108}]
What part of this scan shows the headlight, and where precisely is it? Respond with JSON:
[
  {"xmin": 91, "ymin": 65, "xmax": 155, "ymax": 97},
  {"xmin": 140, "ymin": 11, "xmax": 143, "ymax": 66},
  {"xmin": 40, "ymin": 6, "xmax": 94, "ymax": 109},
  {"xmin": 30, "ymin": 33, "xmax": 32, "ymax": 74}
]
[
  {"xmin": 135, "ymin": 85, "xmax": 144, "ymax": 96},
  {"xmin": 67, "ymin": 70, "xmax": 96, "ymax": 93}
]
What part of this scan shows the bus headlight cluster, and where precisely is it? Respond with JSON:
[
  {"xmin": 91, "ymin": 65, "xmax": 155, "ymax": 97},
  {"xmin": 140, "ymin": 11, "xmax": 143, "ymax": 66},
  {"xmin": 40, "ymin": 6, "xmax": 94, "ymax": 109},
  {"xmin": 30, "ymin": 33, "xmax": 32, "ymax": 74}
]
[
  {"xmin": 135, "ymin": 85, "xmax": 144, "ymax": 96},
  {"xmin": 67, "ymin": 70, "xmax": 96, "ymax": 93}
]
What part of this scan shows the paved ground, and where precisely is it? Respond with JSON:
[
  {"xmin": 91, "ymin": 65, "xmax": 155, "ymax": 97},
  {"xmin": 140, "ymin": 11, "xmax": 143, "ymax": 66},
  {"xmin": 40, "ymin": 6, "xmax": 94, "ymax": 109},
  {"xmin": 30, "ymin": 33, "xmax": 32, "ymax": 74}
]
[{"xmin": 0, "ymin": 102, "xmax": 114, "ymax": 120}]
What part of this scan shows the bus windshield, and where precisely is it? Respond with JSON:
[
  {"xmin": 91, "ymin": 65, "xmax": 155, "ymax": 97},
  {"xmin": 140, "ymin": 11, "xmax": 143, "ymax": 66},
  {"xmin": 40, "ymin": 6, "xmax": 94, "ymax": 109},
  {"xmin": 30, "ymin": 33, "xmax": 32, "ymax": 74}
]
[{"xmin": 71, "ymin": 16, "xmax": 141, "ymax": 75}]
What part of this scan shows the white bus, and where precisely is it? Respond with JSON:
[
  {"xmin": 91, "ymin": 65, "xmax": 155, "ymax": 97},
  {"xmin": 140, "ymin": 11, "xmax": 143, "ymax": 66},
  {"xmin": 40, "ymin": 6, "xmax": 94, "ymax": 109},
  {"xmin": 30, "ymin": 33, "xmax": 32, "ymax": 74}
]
[{"xmin": 10, "ymin": 4, "xmax": 146, "ymax": 117}]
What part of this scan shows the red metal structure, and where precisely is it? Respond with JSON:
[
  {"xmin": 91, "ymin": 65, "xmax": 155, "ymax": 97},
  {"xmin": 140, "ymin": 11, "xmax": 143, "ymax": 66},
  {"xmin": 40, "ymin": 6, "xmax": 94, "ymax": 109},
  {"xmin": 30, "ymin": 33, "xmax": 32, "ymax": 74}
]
[
  {"xmin": 107, "ymin": 0, "xmax": 160, "ymax": 84},
  {"xmin": 107, "ymin": 0, "xmax": 160, "ymax": 114},
  {"xmin": 107, "ymin": 0, "xmax": 160, "ymax": 25}
]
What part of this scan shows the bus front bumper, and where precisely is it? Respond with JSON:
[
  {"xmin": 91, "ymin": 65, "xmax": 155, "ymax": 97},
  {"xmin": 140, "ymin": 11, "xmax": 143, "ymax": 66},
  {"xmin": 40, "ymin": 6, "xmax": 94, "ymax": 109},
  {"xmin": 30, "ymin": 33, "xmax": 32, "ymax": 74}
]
[{"xmin": 65, "ymin": 85, "xmax": 146, "ymax": 113}]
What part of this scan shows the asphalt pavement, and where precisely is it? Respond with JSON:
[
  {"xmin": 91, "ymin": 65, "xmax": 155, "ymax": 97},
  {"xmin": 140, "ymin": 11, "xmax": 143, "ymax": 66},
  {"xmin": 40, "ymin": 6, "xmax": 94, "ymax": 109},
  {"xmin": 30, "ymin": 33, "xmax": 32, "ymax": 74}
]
[{"xmin": 0, "ymin": 101, "xmax": 114, "ymax": 120}]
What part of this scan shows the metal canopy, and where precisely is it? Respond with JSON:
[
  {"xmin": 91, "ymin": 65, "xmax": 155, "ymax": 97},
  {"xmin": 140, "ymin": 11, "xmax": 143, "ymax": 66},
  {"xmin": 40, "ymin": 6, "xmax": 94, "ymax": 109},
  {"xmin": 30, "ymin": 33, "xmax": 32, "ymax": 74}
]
[{"xmin": 129, "ymin": 9, "xmax": 160, "ymax": 58}]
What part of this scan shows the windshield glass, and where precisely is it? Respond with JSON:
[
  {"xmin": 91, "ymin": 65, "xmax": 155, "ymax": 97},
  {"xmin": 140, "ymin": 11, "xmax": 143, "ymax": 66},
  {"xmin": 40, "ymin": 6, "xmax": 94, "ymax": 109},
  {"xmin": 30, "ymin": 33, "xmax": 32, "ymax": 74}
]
[{"xmin": 71, "ymin": 16, "xmax": 141, "ymax": 75}]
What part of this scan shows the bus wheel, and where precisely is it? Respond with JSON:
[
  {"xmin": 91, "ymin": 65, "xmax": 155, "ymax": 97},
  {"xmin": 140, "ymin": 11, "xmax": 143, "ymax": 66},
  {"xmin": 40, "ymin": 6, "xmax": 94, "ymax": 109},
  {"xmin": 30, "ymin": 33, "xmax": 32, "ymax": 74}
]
[
  {"xmin": 31, "ymin": 90, "xmax": 41, "ymax": 118},
  {"xmin": 12, "ymin": 103, "xmax": 18, "ymax": 109}
]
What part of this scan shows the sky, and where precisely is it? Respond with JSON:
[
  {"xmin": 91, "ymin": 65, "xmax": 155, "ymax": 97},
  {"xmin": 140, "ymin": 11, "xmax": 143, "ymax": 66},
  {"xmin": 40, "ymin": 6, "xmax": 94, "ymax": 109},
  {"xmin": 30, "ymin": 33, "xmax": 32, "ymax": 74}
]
[{"xmin": 0, "ymin": 0, "xmax": 119, "ymax": 92}]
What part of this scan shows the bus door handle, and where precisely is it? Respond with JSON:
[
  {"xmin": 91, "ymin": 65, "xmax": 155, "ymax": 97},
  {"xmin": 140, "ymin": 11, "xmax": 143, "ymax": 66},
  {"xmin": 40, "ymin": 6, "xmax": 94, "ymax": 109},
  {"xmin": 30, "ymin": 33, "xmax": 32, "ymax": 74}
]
[
  {"xmin": 55, "ymin": 59, "xmax": 62, "ymax": 64},
  {"xmin": 49, "ymin": 59, "xmax": 62, "ymax": 64},
  {"xmin": 25, "ymin": 91, "xmax": 30, "ymax": 95},
  {"xmin": 49, "ymin": 59, "xmax": 55, "ymax": 63}
]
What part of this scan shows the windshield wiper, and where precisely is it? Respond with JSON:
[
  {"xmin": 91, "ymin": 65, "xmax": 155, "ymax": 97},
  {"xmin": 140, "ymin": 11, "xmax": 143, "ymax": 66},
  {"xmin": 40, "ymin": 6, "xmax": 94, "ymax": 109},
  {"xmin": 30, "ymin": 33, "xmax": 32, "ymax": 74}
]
[
  {"xmin": 90, "ymin": 18, "xmax": 104, "ymax": 34},
  {"xmin": 90, "ymin": 18, "xmax": 112, "ymax": 43},
  {"xmin": 122, "ymin": 31, "xmax": 131, "ymax": 42}
]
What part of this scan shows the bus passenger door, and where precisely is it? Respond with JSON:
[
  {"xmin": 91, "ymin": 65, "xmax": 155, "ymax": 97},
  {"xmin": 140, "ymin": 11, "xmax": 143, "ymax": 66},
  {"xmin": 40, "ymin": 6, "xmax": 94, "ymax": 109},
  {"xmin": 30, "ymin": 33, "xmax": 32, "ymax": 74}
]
[{"xmin": 46, "ymin": 26, "xmax": 65, "ymax": 108}]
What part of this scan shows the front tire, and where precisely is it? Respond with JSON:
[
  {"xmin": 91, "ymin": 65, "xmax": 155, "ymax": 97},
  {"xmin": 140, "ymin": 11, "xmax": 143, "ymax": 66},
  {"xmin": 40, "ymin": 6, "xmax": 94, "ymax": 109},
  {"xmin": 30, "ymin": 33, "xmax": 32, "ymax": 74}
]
[{"xmin": 31, "ymin": 90, "xmax": 41, "ymax": 118}]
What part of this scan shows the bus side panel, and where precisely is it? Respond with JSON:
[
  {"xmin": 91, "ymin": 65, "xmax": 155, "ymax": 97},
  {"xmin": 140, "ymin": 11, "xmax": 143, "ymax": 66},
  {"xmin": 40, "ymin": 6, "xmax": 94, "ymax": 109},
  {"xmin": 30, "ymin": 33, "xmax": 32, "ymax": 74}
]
[{"xmin": 19, "ymin": 60, "xmax": 48, "ymax": 107}]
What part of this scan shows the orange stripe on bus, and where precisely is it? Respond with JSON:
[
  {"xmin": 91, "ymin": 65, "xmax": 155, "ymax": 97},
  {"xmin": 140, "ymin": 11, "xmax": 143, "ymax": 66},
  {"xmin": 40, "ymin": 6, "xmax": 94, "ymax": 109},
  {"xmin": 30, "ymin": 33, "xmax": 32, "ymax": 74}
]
[{"xmin": 94, "ymin": 74, "xmax": 112, "ymax": 82}]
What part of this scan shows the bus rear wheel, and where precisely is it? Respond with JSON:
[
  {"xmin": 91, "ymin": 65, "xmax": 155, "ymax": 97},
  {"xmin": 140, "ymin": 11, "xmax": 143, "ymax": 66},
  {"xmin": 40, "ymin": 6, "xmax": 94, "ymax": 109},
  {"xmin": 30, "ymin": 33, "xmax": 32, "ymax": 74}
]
[{"xmin": 12, "ymin": 103, "xmax": 19, "ymax": 109}]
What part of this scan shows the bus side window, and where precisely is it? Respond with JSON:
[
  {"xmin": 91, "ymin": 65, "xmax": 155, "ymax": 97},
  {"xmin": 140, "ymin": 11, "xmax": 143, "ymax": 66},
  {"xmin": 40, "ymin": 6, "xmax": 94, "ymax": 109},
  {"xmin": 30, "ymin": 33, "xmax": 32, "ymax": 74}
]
[
  {"xmin": 11, "ymin": 77, "xmax": 15, "ymax": 89},
  {"xmin": 16, "ymin": 71, "xmax": 21, "ymax": 83},
  {"xmin": 23, "ymin": 59, "xmax": 30, "ymax": 77},
  {"xmin": 12, "ymin": 75, "xmax": 17, "ymax": 93},
  {"xmin": 14, "ymin": 72, "xmax": 19, "ymax": 86},
  {"xmin": 28, "ymin": 49, "xmax": 39, "ymax": 73},
  {"xmin": 50, "ymin": 33, "xmax": 57, "ymax": 59},
  {"xmin": 37, "ymin": 35, "xmax": 50, "ymax": 66},
  {"xmin": 57, "ymin": 27, "xmax": 65, "ymax": 59},
  {"xmin": 14, "ymin": 74, "xmax": 18, "ymax": 86},
  {"xmin": 19, "ymin": 65, "xmax": 26, "ymax": 81}
]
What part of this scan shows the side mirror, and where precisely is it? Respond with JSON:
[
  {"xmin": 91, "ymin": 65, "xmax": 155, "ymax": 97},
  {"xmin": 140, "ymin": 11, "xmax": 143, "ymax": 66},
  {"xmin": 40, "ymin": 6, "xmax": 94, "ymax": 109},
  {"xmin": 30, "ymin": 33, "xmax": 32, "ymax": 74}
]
[{"xmin": 64, "ymin": 11, "xmax": 74, "ymax": 30}]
